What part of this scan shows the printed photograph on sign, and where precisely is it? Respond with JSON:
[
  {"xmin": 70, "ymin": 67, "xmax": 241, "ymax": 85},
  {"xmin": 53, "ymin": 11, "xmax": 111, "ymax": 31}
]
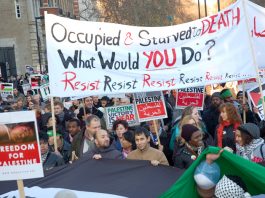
[
  {"xmin": 133, "ymin": 91, "xmax": 167, "ymax": 122},
  {"xmin": 176, "ymin": 86, "xmax": 205, "ymax": 110},
  {"xmin": 105, "ymin": 104, "xmax": 139, "ymax": 129},
  {"xmin": 0, "ymin": 111, "xmax": 43, "ymax": 181}
]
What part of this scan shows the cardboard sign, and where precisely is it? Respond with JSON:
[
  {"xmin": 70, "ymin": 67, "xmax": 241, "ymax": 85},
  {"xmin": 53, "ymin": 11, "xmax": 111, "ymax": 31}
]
[
  {"xmin": 40, "ymin": 84, "xmax": 50, "ymax": 101},
  {"xmin": 0, "ymin": 111, "xmax": 43, "ymax": 181},
  {"xmin": 176, "ymin": 86, "xmax": 205, "ymax": 110},
  {"xmin": 0, "ymin": 83, "xmax": 13, "ymax": 101},
  {"xmin": 134, "ymin": 91, "xmax": 167, "ymax": 122},
  {"xmin": 30, "ymin": 75, "xmax": 42, "ymax": 89},
  {"xmin": 105, "ymin": 104, "xmax": 139, "ymax": 129}
]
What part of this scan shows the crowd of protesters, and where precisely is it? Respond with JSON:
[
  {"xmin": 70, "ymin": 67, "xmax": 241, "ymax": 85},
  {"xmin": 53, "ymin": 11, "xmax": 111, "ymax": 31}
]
[{"xmin": 1, "ymin": 73, "xmax": 265, "ymax": 197}]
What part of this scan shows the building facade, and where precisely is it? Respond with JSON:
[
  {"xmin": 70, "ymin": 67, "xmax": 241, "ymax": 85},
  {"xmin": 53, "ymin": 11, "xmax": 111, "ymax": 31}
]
[{"xmin": 0, "ymin": 0, "xmax": 79, "ymax": 80}]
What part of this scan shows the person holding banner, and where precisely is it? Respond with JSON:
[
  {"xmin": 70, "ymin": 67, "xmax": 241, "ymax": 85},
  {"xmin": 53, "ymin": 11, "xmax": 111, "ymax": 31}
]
[
  {"xmin": 236, "ymin": 91, "xmax": 259, "ymax": 124},
  {"xmin": 215, "ymin": 103, "xmax": 242, "ymax": 152},
  {"xmin": 173, "ymin": 124, "xmax": 207, "ymax": 169},
  {"xmin": 236, "ymin": 123, "xmax": 265, "ymax": 163},
  {"xmin": 121, "ymin": 131, "xmax": 136, "ymax": 158},
  {"xmin": 127, "ymin": 127, "xmax": 169, "ymax": 166}
]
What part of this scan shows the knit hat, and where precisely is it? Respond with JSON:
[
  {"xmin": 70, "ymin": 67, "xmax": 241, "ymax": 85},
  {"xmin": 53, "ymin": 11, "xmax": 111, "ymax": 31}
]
[
  {"xmin": 215, "ymin": 175, "xmax": 251, "ymax": 198},
  {"xmin": 194, "ymin": 161, "xmax": 221, "ymax": 190},
  {"xmin": 181, "ymin": 124, "xmax": 199, "ymax": 142},
  {"xmin": 238, "ymin": 123, "xmax": 260, "ymax": 139},
  {"xmin": 211, "ymin": 92, "xmax": 221, "ymax": 100},
  {"xmin": 220, "ymin": 89, "xmax": 232, "ymax": 100}
]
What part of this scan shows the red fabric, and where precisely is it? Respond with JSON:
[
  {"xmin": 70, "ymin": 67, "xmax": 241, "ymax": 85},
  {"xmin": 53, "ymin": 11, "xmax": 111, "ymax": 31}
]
[{"xmin": 217, "ymin": 121, "xmax": 240, "ymax": 148}]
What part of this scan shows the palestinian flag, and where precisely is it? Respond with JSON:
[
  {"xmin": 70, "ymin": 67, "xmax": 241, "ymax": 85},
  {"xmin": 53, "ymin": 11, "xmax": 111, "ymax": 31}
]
[
  {"xmin": 247, "ymin": 83, "xmax": 265, "ymax": 106},
  {"xmin": 161, "ymin": 147, "xmax": 265, "ymax": 198},
  {"xmin": 0, "ymin": 158, "xmax": 183, "ymax": 198},
  {"xmin": 0, "ymin": 83, "xmax": 13, "ymax": 91}
]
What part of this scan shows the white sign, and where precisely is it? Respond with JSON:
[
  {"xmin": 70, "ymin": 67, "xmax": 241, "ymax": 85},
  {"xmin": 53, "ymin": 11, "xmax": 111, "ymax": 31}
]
[
  {"xmin": 45, "ymin": 0, "xmax": 259, "ymax": 97},
  {"xmin": 0, "ymin": 111, "xmax": 43, "ymax": 181},
  {"xmin": 40, "ymin": 83, "xmax": 50, "ymax": 101}
]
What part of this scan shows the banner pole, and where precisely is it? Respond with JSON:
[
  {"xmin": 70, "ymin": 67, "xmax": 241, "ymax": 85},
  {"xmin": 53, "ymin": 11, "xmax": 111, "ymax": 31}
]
[
  {"xmin": 50, "ymin": 97, "xmax": 58, "ymax": 152},
  {"xmin": 153, "ymin": 120, "xmax": 161, "ymax": 146},
  {"xmin": 17, "ymin": 179, "xmax": 25, "ymax": 198},
  {"xmin": 242, "ymin": 0, "xmax": 265, "ymax": 117},
  {"xmin": 243, "ymin": 81, "xmax": 246, "ymax": 123}
]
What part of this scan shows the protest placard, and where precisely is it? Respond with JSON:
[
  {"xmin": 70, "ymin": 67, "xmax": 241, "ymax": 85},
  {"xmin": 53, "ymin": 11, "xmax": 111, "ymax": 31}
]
[
  {"xmin": 30, "ymin": 74, "xmax": 42, "ymax": 89},
  {"xmin": 0, "ymin": 83, "xmax": 13, "ymax": 101},
  {"xmin": 134, "ymin": 91, "xmax": 167, "ymax": 122},
  {"xmin": 176, "ymin": 86, "xmax": 205, "ymax": 110},
  {"xmin": 105, "ymin": 104, "xmax": 139, "ymax": 129},
  {"xmin": 0, "ymin": 111, "xmax": 43, "ymax": 181},
  {"xmin": 40, "ymin": 84, "xmax": 50, "ymax": 101},
  {"xmin": 22, "ymin": 83, "xmax": 31, "ymax": 96}
]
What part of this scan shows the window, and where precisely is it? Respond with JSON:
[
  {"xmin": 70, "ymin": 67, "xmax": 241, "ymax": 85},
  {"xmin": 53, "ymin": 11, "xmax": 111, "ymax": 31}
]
[{"xmin": 15, "ymin": 0, "xmax": 21, "ymax": 19}]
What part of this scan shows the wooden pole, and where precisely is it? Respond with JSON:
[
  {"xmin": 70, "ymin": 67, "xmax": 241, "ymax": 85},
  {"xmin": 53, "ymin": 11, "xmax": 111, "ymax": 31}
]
[
  {"xmin": 153, "ymin": 120, "xmax": 161, "ymax": 146},
  {"xmin": 50, "ymin": 97, "xmax": 58, "ymax": 152},
  {"xmin": 242, "ymin": 0, "xmax": 265, "ymax": 117},
  {"xmin": 242, "ymin": 81, "xmax": 246, "ymax": 124},
  {"xmin": 17, "ymin": 179, "xmax": 25, "ymax": 198}
]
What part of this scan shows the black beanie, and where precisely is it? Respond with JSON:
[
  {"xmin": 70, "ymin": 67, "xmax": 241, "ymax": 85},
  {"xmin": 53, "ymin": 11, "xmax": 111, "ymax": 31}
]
[{"xmin": 181, "ymin": 124, "xmax": 199, "ymax": 142}]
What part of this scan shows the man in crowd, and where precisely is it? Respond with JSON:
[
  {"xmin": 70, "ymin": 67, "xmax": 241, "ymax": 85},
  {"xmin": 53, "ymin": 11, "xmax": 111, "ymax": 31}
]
[
  {"xmin": 86, "ymin": 129, "xmax": 123, "ymax": 160},
  {"xmin": 202, "ymin": 92, "xmax": 223, "ymax": 139},
  {"xmin": 127, "ymin": 127, "xmax": 169, "ymax": 166},
  {"xmin": 71, "ymin": 115, "xmax": 101, "ymax": 158},
  {"xmin": 47, "ymin": 130, "xmax": 71, "ymax": 164},
  {"xmin": 67, "ymin": 118, "xmax": 82, "ymax": 143}
]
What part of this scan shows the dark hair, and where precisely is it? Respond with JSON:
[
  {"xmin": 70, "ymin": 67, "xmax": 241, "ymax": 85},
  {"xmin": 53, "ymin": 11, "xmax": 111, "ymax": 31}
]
[
  {"xmin": 112, "ymin": 120, "xmax": 129, "ymax": 131},
  {"xmin": 46, "ymin": 114, "xmax": 60, "ymax": 126},
  {"xmin": 68, "ymin": 118, "xmax": 81, "ymax": 127},
  {"xmin": 39, "ymin": 132, "xmax": 49, "ymax": 142},
  {"xmin": 240, "ymin": 130, "xmax": 253, "ymax": 145},
  {"xmin": 123, "ymin": 130, "xmax": 136, "ymax": 150},
  {"xmin": 101, "ymin": 96, "xmax": 110, "ymax": 102},
  {"xmin": 134, "ymin": 127, "xmax": 150, "ymax": 138}
]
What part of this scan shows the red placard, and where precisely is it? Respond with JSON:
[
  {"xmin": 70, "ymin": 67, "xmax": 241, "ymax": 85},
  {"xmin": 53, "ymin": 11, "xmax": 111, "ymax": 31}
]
[{"xmin": 176, "ymin": 87, "xmax": 204, "ymax": 110}]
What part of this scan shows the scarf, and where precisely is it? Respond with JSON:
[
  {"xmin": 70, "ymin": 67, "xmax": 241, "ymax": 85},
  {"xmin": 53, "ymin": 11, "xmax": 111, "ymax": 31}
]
[
  {"xmin": 41, "ymin": 151, "xmax": 48, "ymax": 164},
  {"xmin": 236, "ymin": 138, "xmax": 264, "ymax": 160},
  {"xmin": 186, "ymin": 142, "xmax": 205, "ymax": 157},
  {"xmin": 217, "ymin": 121, "xmax": 240, "ymax": 148}
]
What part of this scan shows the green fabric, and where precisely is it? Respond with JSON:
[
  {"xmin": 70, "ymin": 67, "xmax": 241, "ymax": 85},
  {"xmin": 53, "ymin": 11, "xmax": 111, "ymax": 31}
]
[
  {"xmin": 160, "ymin": 146, "xmax": 265, "ymax": 198},
  {"xmin": 220, "ymin": 89, "xmax": 232, "ymax": 99},
  {"xmin": 47, "ymin": 130, "xmax": 61, "ymax": 137}
]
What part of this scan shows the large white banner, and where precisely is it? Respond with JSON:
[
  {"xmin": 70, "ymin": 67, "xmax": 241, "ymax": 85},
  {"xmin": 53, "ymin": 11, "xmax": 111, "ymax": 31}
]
[
  {"xmin": 246, "ymin": 0, "xmax": 265, "ymax": 68},
  {"xmin": 45, "ymin": 0, "xmax": 258, "ymax": 97}
]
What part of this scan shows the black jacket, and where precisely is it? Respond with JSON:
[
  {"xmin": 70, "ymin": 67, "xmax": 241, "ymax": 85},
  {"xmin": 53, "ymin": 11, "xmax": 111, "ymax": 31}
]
[
  {"xmin": 85, "ymin": 143, "xmax": 123, "ymax": 160},
  {"xmin": 202, "ymin": 106, "xmax": 220, "ymax": 139},
  {"xmin": 214, "ymin": 124, "xmax": 236, "ymax": 152},
  {"xmin": 43, "ymin": 152, "xmax": 65, "ymax": 171}
]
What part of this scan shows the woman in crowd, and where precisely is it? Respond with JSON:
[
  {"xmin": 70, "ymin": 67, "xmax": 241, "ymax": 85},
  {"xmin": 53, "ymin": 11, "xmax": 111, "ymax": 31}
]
[
  {"xmin": 236, "ymin": 123, "xmax": 265, "ymax": 163},
  {"xmin": 215, "ymin": 103, "xmax": 242, "ymax": 152},
  {"xmin": 170, "ymin": 106, "xmax": 208, "ymax": 151},
  {"xmin": 112, "ymin": 120, "xmax": 129, "ymax": 151},
  {"xmin": 173, "ymin": 124, "xmax": 206, "ymax": 169},
  {"xmin": 121, "ymin": 130, "xmax": 136, "ymax": 158}
]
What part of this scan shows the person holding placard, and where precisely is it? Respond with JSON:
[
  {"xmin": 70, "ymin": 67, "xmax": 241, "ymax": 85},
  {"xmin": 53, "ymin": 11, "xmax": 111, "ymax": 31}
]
[{"xmin": 39, "ymin": 132, "xmax": 64, "ymax": 171}]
